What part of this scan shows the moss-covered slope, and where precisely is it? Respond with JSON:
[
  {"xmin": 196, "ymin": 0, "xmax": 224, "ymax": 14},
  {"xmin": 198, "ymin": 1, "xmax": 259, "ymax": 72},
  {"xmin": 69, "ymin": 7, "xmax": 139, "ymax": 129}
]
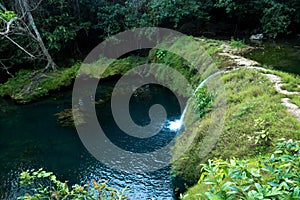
[{"xmin": 172, "ymin": 69, "xmax": 300, "ymax": 181}]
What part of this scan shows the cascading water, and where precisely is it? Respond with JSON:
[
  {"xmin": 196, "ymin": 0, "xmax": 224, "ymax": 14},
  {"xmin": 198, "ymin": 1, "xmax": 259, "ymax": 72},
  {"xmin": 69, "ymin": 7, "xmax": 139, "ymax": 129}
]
[{"xmin": 167, "ymin": 70, "xmax": 225, "ymax": 131}]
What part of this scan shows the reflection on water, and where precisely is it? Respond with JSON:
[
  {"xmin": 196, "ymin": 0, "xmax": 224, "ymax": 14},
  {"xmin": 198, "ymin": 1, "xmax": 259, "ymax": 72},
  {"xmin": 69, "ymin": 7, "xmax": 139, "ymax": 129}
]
[
  {"xmin": 0, "ymin": 80, "xmax": 185, "ymax": 199},
  {"xmin": 245, "ymin": 38, "xmax": 300, "ymax": 75}
]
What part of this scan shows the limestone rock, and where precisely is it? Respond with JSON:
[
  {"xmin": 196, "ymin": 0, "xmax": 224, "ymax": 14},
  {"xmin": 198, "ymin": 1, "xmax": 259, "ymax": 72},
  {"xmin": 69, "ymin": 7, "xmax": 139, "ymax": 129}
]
[{"xmin": 250, "ymin": 34, "xmax": 263, "ymax": 40}]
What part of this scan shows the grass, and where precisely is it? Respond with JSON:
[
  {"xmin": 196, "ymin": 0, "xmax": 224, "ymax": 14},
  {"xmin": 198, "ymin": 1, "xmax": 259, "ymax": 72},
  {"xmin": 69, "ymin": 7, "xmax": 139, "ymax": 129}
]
[
  {"xmin": 289, "ymin": 94, "xmax": 300, "ymax": 108},
  {"xmin": 148, "ymin": 36, "xmax": 221, "ymax": 97},
  {"xmin": 0, "ymin": 36, "xmax": 250, "ymax": 103},
  {"xmin": 169, "ymin": 37, "xmax": 300, "ymax": 198},
  {"xmin": 262, "ymin": 69, "xmax": 300, "ymax": 108},
  {"xmin": 229, "ymin": 38, "xmax": 246, "ymax": 49},
  {"xmin": 172, "ymin": 69, "xmax": 300, "ymax": 181},
  {"xmin": 270, "ymin": 70, "xmax": 300, "ymax": 92}
]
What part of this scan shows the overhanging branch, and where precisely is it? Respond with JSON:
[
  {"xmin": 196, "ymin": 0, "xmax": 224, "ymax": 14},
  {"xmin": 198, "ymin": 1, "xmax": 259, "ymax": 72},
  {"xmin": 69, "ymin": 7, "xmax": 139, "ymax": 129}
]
[
  {"xmin": 4, "ymin": 35, "xmax": 35, "ymax": 58},
  {"xmin": 0, "ymin": 17, "xmax": 18, "ymax": 35}
]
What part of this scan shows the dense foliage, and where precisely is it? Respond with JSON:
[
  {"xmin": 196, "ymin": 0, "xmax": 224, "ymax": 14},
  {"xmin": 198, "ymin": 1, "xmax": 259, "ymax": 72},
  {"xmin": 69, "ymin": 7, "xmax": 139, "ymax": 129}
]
[
  {"xmin": 182, "ymin": 139, "xmax": 300, "ymax": 200},
  {"xmin": 1, "ymin": 0, "xmax": 299, "ymax": 80},
  {"xmin": 18, "ymin": 168, "xmax": 127, "ymax": 199}
]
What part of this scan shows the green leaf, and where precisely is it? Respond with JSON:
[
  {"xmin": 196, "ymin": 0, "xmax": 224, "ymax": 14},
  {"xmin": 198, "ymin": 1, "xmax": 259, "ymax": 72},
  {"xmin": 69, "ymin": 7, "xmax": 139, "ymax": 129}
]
[
  {"xmin": 292, "ymin": 187, "xmax": 300, "ymax": 198},
  {"xmin": 254, "ymin": 183, "xmax": 263, "ymax": 193},
  {"xmin": 228, "ymin": 186, "xmax": 240, "ymax": 193},
  {"xmin": 267, "ymin": 182, "xmax": 278, "ymax": 187}
]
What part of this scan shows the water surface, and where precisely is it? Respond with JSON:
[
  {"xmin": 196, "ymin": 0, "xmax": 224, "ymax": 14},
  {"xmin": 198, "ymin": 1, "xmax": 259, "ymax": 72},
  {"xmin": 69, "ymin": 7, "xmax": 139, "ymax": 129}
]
[
  {"xmin": 0, "ymin": 79, "xmax": 184, "ymax": 199},
  {"xmin": 245, "ymin": 38, "xmax": 300, "ymax": 74}
]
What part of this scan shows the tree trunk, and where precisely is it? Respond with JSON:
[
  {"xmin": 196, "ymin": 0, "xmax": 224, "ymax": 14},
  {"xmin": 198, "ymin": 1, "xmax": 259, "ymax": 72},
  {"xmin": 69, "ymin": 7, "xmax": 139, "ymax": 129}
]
[
  {"xmin": 23, "ymin": 0, "xmax": 56, "ymax": 70},
  {"xmin": 0, "ymin": 3, "xmax": 7, "ymax": 11}
]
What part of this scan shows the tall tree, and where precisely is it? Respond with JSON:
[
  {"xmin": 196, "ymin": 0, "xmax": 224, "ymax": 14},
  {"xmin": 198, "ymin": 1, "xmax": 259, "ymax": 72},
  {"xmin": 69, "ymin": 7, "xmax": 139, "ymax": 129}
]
[{"xmin": 0, "ymin": 0, "xmax": 56, "ymax": 70}]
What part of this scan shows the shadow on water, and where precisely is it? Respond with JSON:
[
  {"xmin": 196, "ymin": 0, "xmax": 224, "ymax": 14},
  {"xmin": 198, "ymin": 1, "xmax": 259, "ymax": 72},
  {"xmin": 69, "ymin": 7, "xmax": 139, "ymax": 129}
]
[
  {"xmin": 245, "ymin": 37, "xmax": 300, "ymax": 75},
  {"xmin": 0, "ymin": 78, "xmax": 187, "ymax": 199}
]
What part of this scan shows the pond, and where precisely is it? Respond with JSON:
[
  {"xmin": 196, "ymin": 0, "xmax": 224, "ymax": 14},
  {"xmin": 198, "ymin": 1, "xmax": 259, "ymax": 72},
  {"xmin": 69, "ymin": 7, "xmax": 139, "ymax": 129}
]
[
  {"xmin": 245, "ymin": 38, "xmax": 300, "ymax": 75},
  {"xmin": 0, "ymin": 78, "xmax": 185, "ymax": 199}
]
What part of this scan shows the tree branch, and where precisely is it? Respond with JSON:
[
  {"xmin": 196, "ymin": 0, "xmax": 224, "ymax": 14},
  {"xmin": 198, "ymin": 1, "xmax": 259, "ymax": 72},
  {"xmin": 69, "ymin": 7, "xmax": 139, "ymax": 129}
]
[
  {"xmin": 0, "ymin": 17, "xmax": 18, "ymax": 35},
  {"xmin": 23, "ymin": 0, "xmax": 56, "ymax": 70},
  {"xmin": 0, "ymin": 60, "xmax": 14, "ymax": 77},
  {"xmin": 4, "ymin": 35, "xmax": 35, "ymax": 58},
  {"xmin": 29, "ymin": 0, "xmax": 43, "ymax": 12}
]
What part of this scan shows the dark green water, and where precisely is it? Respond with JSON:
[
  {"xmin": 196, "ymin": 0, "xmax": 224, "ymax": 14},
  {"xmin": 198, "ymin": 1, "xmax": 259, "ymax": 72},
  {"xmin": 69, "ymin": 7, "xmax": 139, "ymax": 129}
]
[
  {"xmin": 0, "ymin": 79, "xmax": 184, "ymax": 199},
  {"xmin": 245, "ymin": 38, "xmax": 300, "ymax": 75}
]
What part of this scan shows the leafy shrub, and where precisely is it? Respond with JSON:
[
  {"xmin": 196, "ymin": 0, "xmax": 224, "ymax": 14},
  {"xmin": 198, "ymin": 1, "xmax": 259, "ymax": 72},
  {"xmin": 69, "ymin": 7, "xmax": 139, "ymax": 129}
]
[
  {"xmin": 182, "ymin": 139, "xmax": 300, "ymax": 200},
  {"xmin": 18, "ymin": 168, "xmax": 127, "ymax": 200},
  {"xmin": 0, "ymin": 10, "xmax": 17, "ymax": 21},
  {"xmin": 260, "ymin": 2, "xmax": 295, "ymax": 38},
  {"xmin": 194, "ymin": 88, "xmax": 213, "ymax": 118}
]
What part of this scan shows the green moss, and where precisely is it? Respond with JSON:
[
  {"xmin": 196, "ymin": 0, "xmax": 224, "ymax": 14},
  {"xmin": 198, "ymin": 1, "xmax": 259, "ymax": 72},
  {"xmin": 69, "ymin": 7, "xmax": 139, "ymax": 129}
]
[
  {"xmin": 0, "ymin": 56, "xmax": 147, "ymax": 103},
  {"xmin": 79, "ymin": 56, "xmax": 147, "ymax": 79},
  {"xmin": 55, "ymin": 107, "xmax": 86, "ymax": 128},
  {"xmin": 148, "ymin": 36, "xmax": 224, "ymax": 97},
  {"xmin": 55, "ymin": 94, "xmax": 112, "ymax": 128},
  {"xmin": 0, "ymin": 63, "xmax": 80, "ymax": 103},
  {"xmin": 172, "ymin": 69, "xmax": 300, "ymax": 181}
]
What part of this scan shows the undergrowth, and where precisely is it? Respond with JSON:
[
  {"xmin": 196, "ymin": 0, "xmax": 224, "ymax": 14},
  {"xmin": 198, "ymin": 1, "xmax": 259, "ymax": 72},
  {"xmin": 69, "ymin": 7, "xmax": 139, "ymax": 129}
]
[
  {"xmin": 18, "ymin": 168, "xmax": 127, "ymax": 199},
  {"xmin": 181, "ymin": 139, "xmax": 300, "ymax": 200}
]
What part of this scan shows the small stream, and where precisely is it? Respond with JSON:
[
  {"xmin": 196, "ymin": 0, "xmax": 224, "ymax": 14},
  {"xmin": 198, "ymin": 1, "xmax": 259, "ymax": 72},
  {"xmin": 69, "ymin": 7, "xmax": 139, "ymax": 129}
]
[{"xmin": 0, "ymin": 79, "xmax": 185, "ymax": 199}]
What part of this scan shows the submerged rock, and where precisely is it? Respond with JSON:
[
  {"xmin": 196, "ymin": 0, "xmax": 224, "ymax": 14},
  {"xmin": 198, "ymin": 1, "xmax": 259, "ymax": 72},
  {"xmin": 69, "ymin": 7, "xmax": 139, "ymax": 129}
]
[
  {"xmin": 55, "ymin": 107, "xmax": 87, "ymax": 128},
  {"xmin": 95, "ymin": 93, "xmax": 111, "ymax": 105}
]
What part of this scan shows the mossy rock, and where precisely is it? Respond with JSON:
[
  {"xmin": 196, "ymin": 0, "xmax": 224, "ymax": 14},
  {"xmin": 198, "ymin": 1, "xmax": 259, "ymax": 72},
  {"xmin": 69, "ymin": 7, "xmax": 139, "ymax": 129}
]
[
  {"xmin": 0, "ymin": 63, "xmax": 81, "ymax": 103},
  {"xmin": 55, "ymin": 107, "xmax": 87, "ymax": 128},
  {"xmin": 56, "ymin": 93, "xmax": 112, "ymax": 128},
  {"xmin": 79, "ymin": 56, "xmax": 147, "ymax": 79},
  {"xmin": 95, "ymin": 93, "xmax": 112, "ymax": 105}
]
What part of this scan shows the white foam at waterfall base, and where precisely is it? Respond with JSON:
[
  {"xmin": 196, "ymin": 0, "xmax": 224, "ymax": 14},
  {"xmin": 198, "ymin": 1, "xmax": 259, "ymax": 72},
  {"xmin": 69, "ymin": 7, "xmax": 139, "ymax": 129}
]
[
  {"xmin": 167, "ymin": 119, "xmax": 183, "ymax": 131},
  {"xmin": 165, "ymin": 106, "xmax": 187, "ymax": 131},
  {"xmin": 166, "ymin": 70, "xmax": 225, "ymax": 132}
]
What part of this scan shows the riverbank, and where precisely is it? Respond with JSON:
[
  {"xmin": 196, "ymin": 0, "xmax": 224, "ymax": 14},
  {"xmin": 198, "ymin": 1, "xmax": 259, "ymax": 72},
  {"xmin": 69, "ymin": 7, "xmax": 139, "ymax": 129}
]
[
  {"xmin": 1, "ymin": 36, "xmax": 300, "ymax": 199},
  {"xmin": 0, "ymin": 64, "xmax": 80, "ymax": 104},
  {"xmin": 0, "ymin": 56, "xmax": 146, "ymax": 103}
]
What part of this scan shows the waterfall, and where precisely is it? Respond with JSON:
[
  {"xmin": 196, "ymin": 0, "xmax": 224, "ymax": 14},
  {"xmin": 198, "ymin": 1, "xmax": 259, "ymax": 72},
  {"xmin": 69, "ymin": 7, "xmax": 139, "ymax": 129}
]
[{"xmin": 167, "ymin": 70, "xmax": 225, "ymax": 131}]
